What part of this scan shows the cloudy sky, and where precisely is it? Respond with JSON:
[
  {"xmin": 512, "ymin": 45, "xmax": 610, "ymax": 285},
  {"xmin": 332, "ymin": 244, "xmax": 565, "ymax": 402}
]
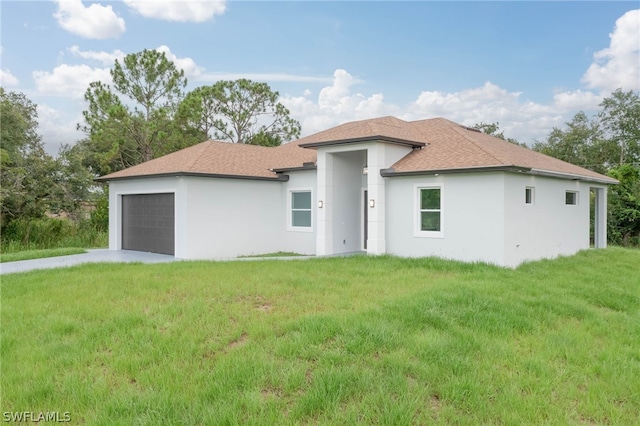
[{"xmin": 1, "ymin": 1, "xmax": 638, "ymax": 155}]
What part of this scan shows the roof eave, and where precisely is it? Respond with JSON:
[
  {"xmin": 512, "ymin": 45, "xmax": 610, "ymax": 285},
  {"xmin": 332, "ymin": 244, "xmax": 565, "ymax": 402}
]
[
  {"xmin": 380, "ymin": 165, "xmax": 618, "ymax": 184},
  {"xmin": 527, "ymin": 168, "xmax": 618, "ymax": 185},
  {"xmin": 299, "ymin": 135, "xmax": 425, "ymax": 149},
  {"xmin": 271, "ymin": 162, "xmax": 317, "ymax": 173},
  {"xmin": 380, "ymin": 165, "xmax": 531, "ymax": 177},
  {"xmin": 95, "ymin": 171, "xmax": 289, "ymax": 183}
]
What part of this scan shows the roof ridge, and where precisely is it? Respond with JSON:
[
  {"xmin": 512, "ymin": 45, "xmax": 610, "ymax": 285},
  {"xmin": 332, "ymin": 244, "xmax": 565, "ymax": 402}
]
[
  {"xmin": 184, "ymin": 141, "xmax": 215, "ymax": 172},
  {"xmin": 441, "ymin": 119, "xmax": 507, "ymax": 166}
]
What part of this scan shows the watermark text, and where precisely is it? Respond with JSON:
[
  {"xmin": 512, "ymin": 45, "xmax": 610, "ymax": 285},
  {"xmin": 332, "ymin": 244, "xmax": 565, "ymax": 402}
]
[{"xmin": 3, "ymin": 412, "xmax": 71, "ymax": 423}]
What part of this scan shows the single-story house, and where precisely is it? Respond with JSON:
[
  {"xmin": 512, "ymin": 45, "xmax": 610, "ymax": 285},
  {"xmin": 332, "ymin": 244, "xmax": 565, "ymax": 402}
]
[{"xmin": 96, "ymin": 116, "xmax": 617, "ymax": 267}]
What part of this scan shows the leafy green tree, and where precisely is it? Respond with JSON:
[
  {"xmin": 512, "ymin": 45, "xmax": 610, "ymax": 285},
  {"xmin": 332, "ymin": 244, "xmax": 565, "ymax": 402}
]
[
  {"xmin": 532, "ymin": 112, "xmax": 613, "ymax": 174},
  {"xmin": 79, "ymin": 49, "xmax": 197, "ymax": 176},
  {"xmin": 177, "ymin": 79, "xmax": 301, "ymax": 146},
  {"xmin": 52, "ymin": 144, "xmax": 99, "ymax": 219},
  {"xmin": 598, "ymin": 89, "xmax": 640, "ymax": 166},
  {"xmin": 607, "ymin": 164, "xmax": 640, "ymax": 246},
  {"xmin": 0, "ymin": 88, "xmax": 59, "ymax": 229}
]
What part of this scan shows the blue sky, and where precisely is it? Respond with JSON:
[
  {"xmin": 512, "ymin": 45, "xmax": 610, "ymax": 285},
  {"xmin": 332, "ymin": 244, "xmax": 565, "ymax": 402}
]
[{"xmin": 1, "ymin": 1, "xmax": 638, "ymax": 154}]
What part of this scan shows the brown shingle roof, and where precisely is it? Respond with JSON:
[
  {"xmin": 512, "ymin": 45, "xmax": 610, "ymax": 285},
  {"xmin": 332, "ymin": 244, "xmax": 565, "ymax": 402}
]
[
  {"xmin": 97, "ymin": 139, "xmax": 316, "ymax": 181},
  {"xmin": 296, "ymin": 116, "xmax": 425, "ymax": 146},
  {"xmin": 390, "ymin": 118, "xmax": 616, "ymax": 183},
  {"xmin": 97, "ymin": 116, "xmax": 616, "ymax": 184}
]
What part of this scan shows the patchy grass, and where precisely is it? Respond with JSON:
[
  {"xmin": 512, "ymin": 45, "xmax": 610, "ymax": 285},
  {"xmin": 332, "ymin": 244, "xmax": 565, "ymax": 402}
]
[
  {"xmin": 1, "ymin": 248, "xmax": 639, "ymax": 424},
  {"xmin": 0, "ymin": 247, "xmax": 87, "ymax": 263},
  {"xmin": 238, "ymin": 251, "xmax": 306, "ymax": 258}
]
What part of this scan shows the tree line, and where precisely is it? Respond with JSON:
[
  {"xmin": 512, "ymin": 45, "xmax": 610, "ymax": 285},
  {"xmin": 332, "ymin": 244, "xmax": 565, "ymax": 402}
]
[
  {"xmin": 1, "ymin": 49, "xmax": 300, "ymax": 247},
  {"xmin": 1, "ymin": 49, "xmax": 638, "ymax": 247}
]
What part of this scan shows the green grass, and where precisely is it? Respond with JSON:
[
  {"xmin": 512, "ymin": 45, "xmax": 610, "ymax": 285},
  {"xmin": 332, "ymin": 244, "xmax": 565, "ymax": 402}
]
[
  {"xmin": 2, "ymin": 248, "xmax": 639, "ymax": 424},
  {"xmin": 0, "ymin": 247, "xmax": 87, "ymax": 263}
]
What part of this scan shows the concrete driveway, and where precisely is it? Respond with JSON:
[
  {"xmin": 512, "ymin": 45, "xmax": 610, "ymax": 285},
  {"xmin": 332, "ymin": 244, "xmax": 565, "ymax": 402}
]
[{"xmin": 0, "ymin": 249, "xmax": 179, "ymax": 275}]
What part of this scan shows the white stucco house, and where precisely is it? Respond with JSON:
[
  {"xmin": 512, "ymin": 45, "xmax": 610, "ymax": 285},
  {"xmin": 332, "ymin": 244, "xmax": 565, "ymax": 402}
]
[{"xmin": 97, "ymin": 116, "xmax": 617, "ymax": 267}]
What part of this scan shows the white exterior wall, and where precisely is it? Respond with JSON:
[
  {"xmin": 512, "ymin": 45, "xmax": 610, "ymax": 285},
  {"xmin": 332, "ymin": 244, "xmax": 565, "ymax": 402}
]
[
  {"xmin": 367, "ymin": 143, "xmax": 417, "ymax": 254},
  {"xmin": 503, "ymin": 174, "xmax": 590, "ymax": 267},
  {"xmin": 281, "ymin": 169, "xmax": 317, "ymax": 255},
  {"xmin": 385, "ymin": 173, "xmax": 506, "ymax": 265},
  {"xmin": 182, "ymin": 177, "xmax": 284, "ymax": 259}
]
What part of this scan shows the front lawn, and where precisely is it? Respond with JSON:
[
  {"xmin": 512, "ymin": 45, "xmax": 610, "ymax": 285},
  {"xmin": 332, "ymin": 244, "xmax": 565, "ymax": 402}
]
[{"xmin": 2, "ymin": 248, "xmax": 639, "ymax": 424}]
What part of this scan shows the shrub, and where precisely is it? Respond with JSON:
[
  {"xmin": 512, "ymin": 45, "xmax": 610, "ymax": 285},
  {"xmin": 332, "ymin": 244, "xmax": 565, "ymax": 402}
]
[{"xmin": 0, "ymin": 217, "xmax": 107, "ymax": 253}]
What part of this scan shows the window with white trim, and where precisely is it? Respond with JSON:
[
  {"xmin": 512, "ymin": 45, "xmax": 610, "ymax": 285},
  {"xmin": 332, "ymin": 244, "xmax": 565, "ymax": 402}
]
[
  {"xmin": 416, "ymin": 186, "xmax": 443, "ymax": 236},
  {"xmin": 565, "ymin": 191, "xmax": 578, "ymax": 205},
  {"xmin": 290, "ymin": 191, "xmax": 312, "ymax": 229},
  {"xmin": 525, "ymin": 187, "xmax": 534, "ymax": 204}
]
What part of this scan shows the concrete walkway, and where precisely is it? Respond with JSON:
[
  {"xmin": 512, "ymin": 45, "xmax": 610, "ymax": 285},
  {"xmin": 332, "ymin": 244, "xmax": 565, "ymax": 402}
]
[{"xmin": 0, "ymin": 249, "xmax": 179, "ymax": 275}]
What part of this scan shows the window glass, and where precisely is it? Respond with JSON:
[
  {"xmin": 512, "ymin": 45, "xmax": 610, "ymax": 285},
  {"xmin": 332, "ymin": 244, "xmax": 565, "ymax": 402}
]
[
  {"xmin": 292, "ymin": 210, "xmax": 311, "ymax": 227},
  {"xmin": 292, "ymin": 192, "xmax": 311, "ymax": 210},
  {"xmin": 421, "ymin": 188, "xmax": 440, "ymax": 210},
  {"xmin": 291, "ymin": 191, "xmax": 312, "ymax": 228},
  {"xmin": 565, "ymin": 191, "xmax": 577, "ymax": 205},
  {"xmin": 525, "ymin": 187, "xmax": 534, "ymax": 204},
  {"xmin": 419, "ymin": 188, "xmax": 441, "ymax": 232},
  {"xmin": 421, "ymin": 211, "xmax": 441, "ymax": 232}
]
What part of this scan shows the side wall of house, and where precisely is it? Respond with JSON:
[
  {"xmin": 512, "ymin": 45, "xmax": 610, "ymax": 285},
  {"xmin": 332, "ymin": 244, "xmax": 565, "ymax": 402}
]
[
  {"xmin": 385, "ymin": 173, "xmax": 506, "ymax": 265},
  {"xmin": 502, "ymin": 174, "xmax": 590, "ymax": 267}
]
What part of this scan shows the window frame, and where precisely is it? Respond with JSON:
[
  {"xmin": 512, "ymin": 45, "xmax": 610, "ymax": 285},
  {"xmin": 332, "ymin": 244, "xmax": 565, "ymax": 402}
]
[
  {"xmin": 525, "ymin": 187, "xmax": 535, "ymax": 205},
  {"xmin": 414, "ymin": 184, "xmax": 444, "ymax": 238},
  {"xmin": 288, "ymin": 189, "xmax": 313, "ymax": 232},
  {"xmin": 565, "ymin": 190, "xmax": 578, "ymax": 206}
]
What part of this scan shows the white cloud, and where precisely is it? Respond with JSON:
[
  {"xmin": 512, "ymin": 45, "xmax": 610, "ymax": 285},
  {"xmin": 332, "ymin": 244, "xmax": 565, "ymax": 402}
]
[
  {"xmin": 124, "ymin": 0, "xmax": 226, "ymax": 23},
  {"xmin": 582, "ymin": 9, "xmax": 640, "ymax": 92},
  {"xmin": 54, "ymin": 0, "xmax": 125, "ymax": 39},
  {"xmin": 155, "ymin": 45, "xmax": 203, "ymax": 78},
  {"xmin": 282, "ymin": 72, "xmax": 608, "ymax": 145},
  {"xmin": 0, "ymin": 46, "xmax": 19, "ymax": 86},
  {"xmin": 281, "ymin": 69, "xmax": 399, "ymax": 136},
  {"xmin": 68, "ymin": 45, "xmax": 125, "ymax": 66},
  {"xmin": 551, "ymin": 90, "xmax": 603, "ymax": 111},
  {"xmin": 0, "ymin": 68, "xmax": 19, "ymax": 86},
  {"xmin": 32, "ymin": 64, "xmax": 111, "ymax": 98}
]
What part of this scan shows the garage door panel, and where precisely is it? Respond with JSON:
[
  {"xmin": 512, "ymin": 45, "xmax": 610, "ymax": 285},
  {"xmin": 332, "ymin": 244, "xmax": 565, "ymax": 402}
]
[{"xmin": 122, "ymin": 193, "xmax": 175, "ymax": 255}]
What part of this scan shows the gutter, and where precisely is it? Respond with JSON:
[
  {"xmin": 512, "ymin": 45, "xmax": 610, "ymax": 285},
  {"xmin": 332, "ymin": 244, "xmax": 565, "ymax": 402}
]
[
  {"xmin": 380, "ymin": 165, "xmax": 531, "ymax": 177},
  {"xmin": 527, "ymin": 168, "xmax": 618, "ymax": 185},
  {"xmin": 95, "ymin": 171, "xmax": 289, "ymax": 183},
  {"xmin": 271, "ymin": 162, "xmax": 317, "ymax": 173},
  {"xmin": 300, "ymin": 135, "xmax": 425, "ymax": 149},
  {"xmin": 380, "ymin": 165, "xmax": 618, "ymax": 185}
]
